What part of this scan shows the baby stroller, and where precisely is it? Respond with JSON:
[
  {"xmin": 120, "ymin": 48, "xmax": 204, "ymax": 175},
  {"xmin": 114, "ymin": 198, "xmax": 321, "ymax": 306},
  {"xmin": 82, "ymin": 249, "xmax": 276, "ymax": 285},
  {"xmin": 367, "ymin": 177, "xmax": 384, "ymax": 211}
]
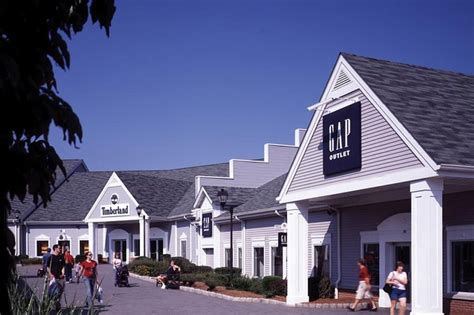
[
  {"xmin": 115, "ymin": 264, "xmax": 129, "ymax": 287},
  {"xmin": 37, "ymin": 267, "xmax": 45, "ymax": 277}
]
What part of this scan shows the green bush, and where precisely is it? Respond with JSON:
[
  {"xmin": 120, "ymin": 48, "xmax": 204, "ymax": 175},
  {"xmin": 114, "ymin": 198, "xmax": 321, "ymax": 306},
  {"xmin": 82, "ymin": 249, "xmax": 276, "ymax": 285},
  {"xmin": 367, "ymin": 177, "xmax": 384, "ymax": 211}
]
[
  {"xmin": 20, "ymin": 258, "xmax": 42, "ymax": 265},
  {"xmin": 261, "ymin": 276, "xmax": 286, "ymax": 297},
  {"xmin": 230, "ymin": 276, "xmax": 253, "ymax": 291},
  {"xmin": 214, "ymin": 267, "xmax": 241, "ymax": 275},
  {"xmin": 15, "ymin": 254, "xmax": 29, "ymax": 263},
  {"xmin": 249, "ymin": 278, "xmax": 263, "ymax": 294},
  {"xmin": 194, "ymin": 265, "xmax": 214, "ymax": 273},
  {"xmin": 180, "ymin": 274, "xmax": 198, "ymax": 286},
  {"xmin": 205, "ymin": 278, "xmax": 218, "ymax": 291},
  {"xmin": 75, "ymin": 254, "xmax": 86, "ymax": 264},
  {"xmin": 134, "ymin": 265, "xmax": 150, "ymax": 276},
  {"xmin": 308, "ymin": 276, "xmax": 333, "ymax": 300}
]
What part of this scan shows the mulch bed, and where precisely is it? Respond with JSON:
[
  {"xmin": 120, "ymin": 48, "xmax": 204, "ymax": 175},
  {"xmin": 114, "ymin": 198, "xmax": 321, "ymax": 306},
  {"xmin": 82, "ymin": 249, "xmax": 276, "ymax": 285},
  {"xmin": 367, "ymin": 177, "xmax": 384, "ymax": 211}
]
[{"xmin": 190, "ymin": 282, "xmax": 285, "ymax": 302}]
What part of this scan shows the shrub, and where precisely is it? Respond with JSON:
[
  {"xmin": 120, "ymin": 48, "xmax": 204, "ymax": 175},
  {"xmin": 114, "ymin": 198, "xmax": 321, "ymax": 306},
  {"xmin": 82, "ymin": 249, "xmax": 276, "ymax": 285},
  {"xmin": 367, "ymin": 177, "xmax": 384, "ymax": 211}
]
[
  {"xmin": 75, "ymin": 254, "xmax": 86, "ymax": 264},
  {"xmin": 230, "ymin": 276, "xmax": 253, "ymax": 291},
  {"xmin": 214, "ymin": 267, "xmax": 241, "ymax": 275},
  {"xmin": 262, "ymin": 276, "xmax": 286, "ymax": 297},
  {"xmin": 193, "ymin": 265, "xmax": 214, "ymax": 273},
  {"xmin": 249, "ymin": 278, "xmax": 263, "ymax": 294},
  {"xmin": 308, "ymin": 276, "xmax": 333, "ymax": 300},
  {"xmin": 15, "ymin": 254, "xmax": 29, "ymax": 263},
  {"xmin": 205, "ymin": 278, "xmax": 218, "ymax": 291},
  {"xmin": 134, "ymin": 265, "xmax": 150, "ymax": 276},
  {"xmin": 162, "ymin": 254, "xmax": 171, "ymax": 262},
  {"xmin": 180, "ymin": 274, "xmax": 198, "ymax": 286}
]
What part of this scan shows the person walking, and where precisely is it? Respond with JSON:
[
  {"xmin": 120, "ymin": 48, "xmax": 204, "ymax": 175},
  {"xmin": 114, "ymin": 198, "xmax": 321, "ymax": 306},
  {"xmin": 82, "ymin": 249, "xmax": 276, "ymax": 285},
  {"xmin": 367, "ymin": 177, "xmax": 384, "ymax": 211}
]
[
  {"xmin": 64, "ymin": 250, "xmax": 74, "ymax": 283},
  {"xmin": 78, "ymin": 251, "xmax": 103, "ymax": 307},
  {"xmin": 386, "ymin": 261, "xmax": 408, "ymax": 315},
  {"xmin": 42, "ymin": 248, "xmax": 51, "ymax": 274},
  {"xmin": 347, "ymin": 259, "xmax": 378, "ymax": 312},
  {"xmin": 46, "ymin": 244, "xmax": 66, "ymax": 311},
  {"xmin": 112, "ymin": 253, "xmax": 122, "ymax": 286}
]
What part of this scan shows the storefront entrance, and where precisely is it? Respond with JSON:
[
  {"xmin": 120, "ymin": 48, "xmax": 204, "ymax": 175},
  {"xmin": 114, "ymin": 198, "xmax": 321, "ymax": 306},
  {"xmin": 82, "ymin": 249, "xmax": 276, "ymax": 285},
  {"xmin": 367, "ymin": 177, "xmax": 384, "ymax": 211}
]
[
  {"xmin": 113, "ymin": 239, "xmax": 127, "ymax": 262},
  {"xmin": 394, "ymin": 242, "xmax": 411, "ymax": 302}
]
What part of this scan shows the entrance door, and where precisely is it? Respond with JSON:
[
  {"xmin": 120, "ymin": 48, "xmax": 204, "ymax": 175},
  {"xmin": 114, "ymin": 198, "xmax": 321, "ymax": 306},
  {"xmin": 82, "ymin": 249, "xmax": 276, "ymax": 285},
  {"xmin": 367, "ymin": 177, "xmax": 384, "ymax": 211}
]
[
  {"xmin": 394, "ymin": 243, "xmax": 410, "ymax": 301},
  {"xmin": 113, "ymin": 240, "xmax": 127, "ymax": 262},
  {"xmin": 150, "ymin": 239, "xmax": 164, "ymax": 261}
]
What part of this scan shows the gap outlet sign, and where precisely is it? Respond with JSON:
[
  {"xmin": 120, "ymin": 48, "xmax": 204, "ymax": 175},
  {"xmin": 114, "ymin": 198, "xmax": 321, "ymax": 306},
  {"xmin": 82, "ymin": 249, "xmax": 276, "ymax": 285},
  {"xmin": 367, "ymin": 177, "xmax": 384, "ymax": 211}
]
[
  {"xmin": 323, "ymin": 102, "xmax": 361, "ymax": 175},
  {"xmin": 202, "ymin": 213, "xmax": 213, "ymax": 237}
]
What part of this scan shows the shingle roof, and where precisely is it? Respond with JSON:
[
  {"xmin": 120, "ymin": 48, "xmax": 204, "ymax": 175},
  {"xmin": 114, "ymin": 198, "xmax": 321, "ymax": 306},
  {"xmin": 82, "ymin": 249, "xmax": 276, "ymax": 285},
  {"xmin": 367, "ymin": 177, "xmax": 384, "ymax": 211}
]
[
  {"xmin": 117, "ymin": 172, "xmax": 193, "ymax": 218},
  {"xmin": 342, "ymin": 53, "xmax": 474, "ymax": 166},
  {"xmin": 203, "ymin": 186, "xmax": 258, "ymax": 206},
  {"xmin": 9, "ymin": 159, "xmax": 86, "ymax": 220},
  {"xmin": 26, "ymin": 171, "xmax": 112, "ymax": 221},
  {"xmin": 215, "ymin": 174, "xmax": 288, "ymax": 220}
]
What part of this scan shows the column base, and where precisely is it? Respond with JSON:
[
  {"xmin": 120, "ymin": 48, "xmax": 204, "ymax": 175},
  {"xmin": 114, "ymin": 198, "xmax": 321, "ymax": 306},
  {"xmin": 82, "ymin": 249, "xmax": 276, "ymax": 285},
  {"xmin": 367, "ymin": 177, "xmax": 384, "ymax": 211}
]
[{"xmin": 286, "ymin": 294, "xmax": 309, "ymax": 305}]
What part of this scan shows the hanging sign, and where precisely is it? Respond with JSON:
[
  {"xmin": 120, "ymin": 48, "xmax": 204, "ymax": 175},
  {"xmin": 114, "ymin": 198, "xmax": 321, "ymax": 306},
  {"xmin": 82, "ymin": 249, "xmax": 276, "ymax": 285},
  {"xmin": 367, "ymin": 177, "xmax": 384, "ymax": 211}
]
[
  {"xmin": 323, "ymin": 102, "xmax": 362, "ymax": 175},
  {"xmin": 278, "ymin": 232, "xmax": 287, "ymax": 247},
  {"xmin": 202, "ymin": 213, "xmax": 213, "ymax": 237}
]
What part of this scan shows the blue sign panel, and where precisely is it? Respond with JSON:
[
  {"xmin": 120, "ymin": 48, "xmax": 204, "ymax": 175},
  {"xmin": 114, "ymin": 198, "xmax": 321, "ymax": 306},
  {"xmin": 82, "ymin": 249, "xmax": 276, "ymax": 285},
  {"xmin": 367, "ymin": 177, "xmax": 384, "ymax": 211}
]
[
  {"xmin": 323, "ymin": 102, "xmax": 362, "ymax": 175},
  {"xmin": 202, "ymin": 213, "xmax": 213, "ymax": 237}
]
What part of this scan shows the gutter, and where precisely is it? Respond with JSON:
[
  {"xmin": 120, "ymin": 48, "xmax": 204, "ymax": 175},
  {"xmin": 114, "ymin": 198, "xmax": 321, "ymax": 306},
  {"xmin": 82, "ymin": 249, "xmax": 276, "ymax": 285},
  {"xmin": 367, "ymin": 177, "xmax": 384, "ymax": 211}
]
[
  {"xmin": 24, "ymin": 221, "xmax": 86, "ymax": 226},
  {"xmin": 213, "ymin": 206, "xmax": 287, "ymax": 223}
]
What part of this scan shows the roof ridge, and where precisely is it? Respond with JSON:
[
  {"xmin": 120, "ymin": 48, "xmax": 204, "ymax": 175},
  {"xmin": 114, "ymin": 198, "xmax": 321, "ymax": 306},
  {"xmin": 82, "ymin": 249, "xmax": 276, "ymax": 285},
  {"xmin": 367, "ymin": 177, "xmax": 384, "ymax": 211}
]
[
  {"xmin": 120, "ymin": 161, "xmax": 229, "ymax": 173},
  {"xmin": 340, "ymin": 52, "xmax": 474, "ymax": 78}
]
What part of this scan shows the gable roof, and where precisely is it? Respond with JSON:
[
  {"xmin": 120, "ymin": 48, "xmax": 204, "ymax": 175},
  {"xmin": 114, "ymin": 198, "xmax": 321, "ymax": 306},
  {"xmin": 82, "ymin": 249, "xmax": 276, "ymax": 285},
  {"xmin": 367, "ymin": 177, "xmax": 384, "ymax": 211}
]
[{"xmin": 342, "ymin": 53, "xmax": 474, "ymax": 166}]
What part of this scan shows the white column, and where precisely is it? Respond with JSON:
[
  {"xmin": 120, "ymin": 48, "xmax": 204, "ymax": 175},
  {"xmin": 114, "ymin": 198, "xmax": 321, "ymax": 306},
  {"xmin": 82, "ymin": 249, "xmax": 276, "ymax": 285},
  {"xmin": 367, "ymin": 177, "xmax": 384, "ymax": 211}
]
[
  {"xmin": 15, "ymin": 224, "xmax": 20, "ymax": 255},
  {"xmin": 88, "ymin": 222, "xmax": 96, "ymax": 260},
  {"xmin": 410, "ymin": 179, "xmax": 443, "ymax": 315},
  {"xmin": 144, "ymin": 218, "xmax": 150, "ymax": 257},
  {"xmin": 286, "ymin": 202, "xmax": 309, "ymax": 305},
  {"xmin": 139, "ymin": 217, "xmax": 145, "ymax": 257},
  {"xmin": 102, "ymin": 224, "xmax": 107, "ymax": 259},
  {"xmin": 241, "ymin": 221, "xmax": 246, "ymax": 275}
]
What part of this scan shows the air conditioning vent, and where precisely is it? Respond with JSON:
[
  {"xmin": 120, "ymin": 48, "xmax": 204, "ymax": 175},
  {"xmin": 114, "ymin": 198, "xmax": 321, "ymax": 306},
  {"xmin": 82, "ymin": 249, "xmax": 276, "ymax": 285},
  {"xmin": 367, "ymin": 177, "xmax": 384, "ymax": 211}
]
[{"xmin": 333, "ymin": 69, "xmax": 352, "ymax": 90}]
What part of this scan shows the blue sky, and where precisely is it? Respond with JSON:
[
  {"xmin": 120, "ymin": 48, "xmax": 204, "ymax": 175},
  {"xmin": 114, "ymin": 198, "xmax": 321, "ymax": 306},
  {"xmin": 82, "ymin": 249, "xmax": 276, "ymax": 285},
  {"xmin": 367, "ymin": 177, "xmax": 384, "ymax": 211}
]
[{"xmin": 50, "ymin": 0, "xmax": 474, "ymax": 171}]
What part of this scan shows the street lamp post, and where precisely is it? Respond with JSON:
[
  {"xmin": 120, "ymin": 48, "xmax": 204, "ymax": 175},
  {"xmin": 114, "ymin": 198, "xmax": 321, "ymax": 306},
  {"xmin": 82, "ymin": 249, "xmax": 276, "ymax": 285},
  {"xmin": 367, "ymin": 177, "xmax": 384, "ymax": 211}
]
[
  {"xmin": 136, "ymin": 205, "xmax": 145, "ymax": 257},
  {"xmin": 14, "ymin": 210, "xmax": 21, "ymax": 256},
  {"xmin": 217, "ymin": 189, "xmax": 233, "ymax": 269}
]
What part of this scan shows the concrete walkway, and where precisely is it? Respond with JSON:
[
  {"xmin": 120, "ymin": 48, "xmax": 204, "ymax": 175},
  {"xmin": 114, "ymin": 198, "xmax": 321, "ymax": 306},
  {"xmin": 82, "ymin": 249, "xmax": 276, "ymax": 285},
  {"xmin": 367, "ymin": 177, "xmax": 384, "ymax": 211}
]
[{"xmin": 18, "ymin": 264, "xmax": 389, "ymax": 314}]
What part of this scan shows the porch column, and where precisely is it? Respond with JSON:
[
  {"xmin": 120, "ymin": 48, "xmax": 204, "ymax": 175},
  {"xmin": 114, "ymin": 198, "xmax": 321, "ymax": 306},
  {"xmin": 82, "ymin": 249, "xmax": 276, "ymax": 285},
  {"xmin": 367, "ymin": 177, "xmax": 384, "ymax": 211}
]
[
  {"xmin": 88, "ymin": 222, "xmax": 96, "ymax": 260},
  {"xmin": 139, "ymin": 217, "xmax": 145, "ymax": 257},
  {"xmin": 144, "ymin": 218, "xmax": 150, "ymax": 257},
  {"xmin": 286, "ymin": 202, "xmax": 309, "ymax": 305},
  {"xmin": 410, "ymin": 179, "xmax": 443, "ymax": 315}
]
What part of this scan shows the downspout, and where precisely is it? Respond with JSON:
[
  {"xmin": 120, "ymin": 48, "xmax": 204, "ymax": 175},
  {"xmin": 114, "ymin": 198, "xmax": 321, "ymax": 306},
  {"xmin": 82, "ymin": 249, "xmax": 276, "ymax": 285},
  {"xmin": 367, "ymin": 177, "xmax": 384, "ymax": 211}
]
[{"xmin": 334, "ymin": 207, "xmax": 341, "ymax": 299}]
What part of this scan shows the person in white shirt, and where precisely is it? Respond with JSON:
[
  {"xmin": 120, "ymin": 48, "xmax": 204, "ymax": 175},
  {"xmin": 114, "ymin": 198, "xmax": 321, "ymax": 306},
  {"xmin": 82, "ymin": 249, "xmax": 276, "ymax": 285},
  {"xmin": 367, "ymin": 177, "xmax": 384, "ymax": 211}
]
[
  {"xmin": 386, "ymin": 261, "xmax": 408, "ymax": 315},
  {"xmin": 112, "ymin": 253, "xmax": 122, "ymax": 286}
]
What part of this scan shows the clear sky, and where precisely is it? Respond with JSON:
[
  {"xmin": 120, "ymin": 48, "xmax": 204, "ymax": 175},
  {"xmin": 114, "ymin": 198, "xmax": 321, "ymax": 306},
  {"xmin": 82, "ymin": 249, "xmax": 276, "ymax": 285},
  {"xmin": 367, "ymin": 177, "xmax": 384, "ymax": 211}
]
[{"xmin": 50, "ymin": 0, "xmax": 474, "ymax": 171}]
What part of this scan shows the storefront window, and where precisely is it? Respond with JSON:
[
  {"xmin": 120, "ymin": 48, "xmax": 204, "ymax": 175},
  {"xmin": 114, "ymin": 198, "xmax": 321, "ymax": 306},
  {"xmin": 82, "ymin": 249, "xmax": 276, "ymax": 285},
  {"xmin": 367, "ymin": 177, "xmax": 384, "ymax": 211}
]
[
  {"xmin": 254, "ymin": 247, "xmax": 264, "ymax": 277},
  {"xmin": 238, "ymin": 247, "xmax": 242, "ymax": 269},
  {"xmin": 271, "ymin": 246, "xmax": 283, "ymax": 277},
  {"xmin": 225, "ymin": 248, "xmax": 231, "ymax": 267},
  {"xmin": 363, "ymin": 243, "xmax": 380, "ymax": 285},
  {"xmin": 36, "ymin": 240, "xmax": 49, "ymax": 257},
  {"xmin": 452, "ymin": 241, "xmax": 474, "ymax": 292},
  {"xmin": 314, "ymin": 245, "xmax": 330, "ymax": 278},
  {"xmin": 79, "ymin": 240, "xmax": 89, "ymax": 255},
  {"xmin": 180, "ymin": 240, "xmax": 187, "ymax": 258},
  {"xmin": 134, "ymin": 239, "xmax": 140, "ymax": 256}
]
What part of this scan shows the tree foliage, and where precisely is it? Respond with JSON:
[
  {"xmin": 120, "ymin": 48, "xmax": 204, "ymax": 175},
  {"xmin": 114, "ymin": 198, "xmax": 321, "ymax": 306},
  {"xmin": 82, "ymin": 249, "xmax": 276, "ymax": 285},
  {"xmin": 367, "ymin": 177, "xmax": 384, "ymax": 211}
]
[{"xmin": 0, "ymin": 1, "xmax": 116, "ymax": 313}]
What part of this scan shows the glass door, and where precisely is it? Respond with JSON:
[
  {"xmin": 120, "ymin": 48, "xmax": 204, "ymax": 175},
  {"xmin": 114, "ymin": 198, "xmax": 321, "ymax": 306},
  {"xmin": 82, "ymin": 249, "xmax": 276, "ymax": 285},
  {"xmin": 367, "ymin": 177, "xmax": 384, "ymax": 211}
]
[
  {"xmin": 114, "ymin": 239, "xmax": 127, "ymax": 262},
  {"xmin": 394, "ymin": 243, "xmax": 410, "ymax": 302},
  {"xmin": 150, "ymin": 239, "xmax": 164, "ymax": 261}
]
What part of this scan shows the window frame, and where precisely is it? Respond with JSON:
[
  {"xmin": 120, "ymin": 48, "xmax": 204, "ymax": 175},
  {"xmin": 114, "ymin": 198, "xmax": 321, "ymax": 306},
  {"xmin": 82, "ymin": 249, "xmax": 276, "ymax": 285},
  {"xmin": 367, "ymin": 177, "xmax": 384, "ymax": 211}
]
[
  {"xmin": 36, "ymin": 239, "xmax": 50, "ymax": 257},
  {"xmin": 252, "ymin": 240, "xmax": 265, "ymax": 278},
  {"xmin": 447, "ymin": 225, "xmax": 474, "ymax": 298},
  {"xmin": 311, "ymin": 233, "xmax": 332, "ymax": 279}
]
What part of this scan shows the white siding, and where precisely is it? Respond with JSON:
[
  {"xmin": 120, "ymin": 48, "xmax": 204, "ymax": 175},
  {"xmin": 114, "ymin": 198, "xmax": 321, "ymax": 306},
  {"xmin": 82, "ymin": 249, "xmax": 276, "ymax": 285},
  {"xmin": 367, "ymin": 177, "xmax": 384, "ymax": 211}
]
[{"xmin": 289, "ymin": 90, "xmax": 422, "ymax": 192}]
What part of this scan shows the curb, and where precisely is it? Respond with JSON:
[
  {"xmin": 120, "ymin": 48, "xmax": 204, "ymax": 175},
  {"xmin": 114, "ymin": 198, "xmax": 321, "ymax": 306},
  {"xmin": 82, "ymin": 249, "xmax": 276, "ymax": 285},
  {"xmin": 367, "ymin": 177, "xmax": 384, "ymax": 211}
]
[{"xmin": 128, "ymin": 272, "xmax": 371, "ymax": 309}]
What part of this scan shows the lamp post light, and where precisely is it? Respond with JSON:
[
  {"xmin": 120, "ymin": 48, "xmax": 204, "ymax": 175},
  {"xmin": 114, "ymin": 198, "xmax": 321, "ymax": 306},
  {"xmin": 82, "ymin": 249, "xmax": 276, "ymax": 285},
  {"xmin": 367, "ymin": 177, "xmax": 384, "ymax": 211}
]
[
  {"xmin": 217, "ymin": 189, "xmax": 234, "ymax": 269},
  {"xmin": 14, "ymin": 210, "xmax": 21, "ymax": 256},
  {"xmin": 136, "ymin": 205, "xmax": 145, "ymax": 257}
]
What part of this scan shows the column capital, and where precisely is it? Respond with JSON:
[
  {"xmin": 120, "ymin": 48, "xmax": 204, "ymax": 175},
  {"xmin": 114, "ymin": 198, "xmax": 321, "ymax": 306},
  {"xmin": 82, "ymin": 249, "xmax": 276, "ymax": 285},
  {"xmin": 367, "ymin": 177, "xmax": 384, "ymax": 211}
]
[{"xmin": 410, "ymin": 178, "xmax": 444, "ymax": 193}]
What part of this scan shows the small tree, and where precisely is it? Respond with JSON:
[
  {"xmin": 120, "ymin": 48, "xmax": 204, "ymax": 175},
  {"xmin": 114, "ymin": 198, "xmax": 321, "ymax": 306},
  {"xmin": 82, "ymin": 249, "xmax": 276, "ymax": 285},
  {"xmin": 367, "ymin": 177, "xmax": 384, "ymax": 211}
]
[{"xmin": 0, "ymin": 1, "xmax": 116, "ymax": 313}]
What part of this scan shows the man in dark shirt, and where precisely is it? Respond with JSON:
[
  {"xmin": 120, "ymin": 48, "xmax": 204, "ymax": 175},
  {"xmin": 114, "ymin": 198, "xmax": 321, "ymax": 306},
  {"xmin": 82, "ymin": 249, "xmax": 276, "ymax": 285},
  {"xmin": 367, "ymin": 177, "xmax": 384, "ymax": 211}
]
[{"xmin": 47, "ymin": 244, "xmax": 65, "ymax": 311}]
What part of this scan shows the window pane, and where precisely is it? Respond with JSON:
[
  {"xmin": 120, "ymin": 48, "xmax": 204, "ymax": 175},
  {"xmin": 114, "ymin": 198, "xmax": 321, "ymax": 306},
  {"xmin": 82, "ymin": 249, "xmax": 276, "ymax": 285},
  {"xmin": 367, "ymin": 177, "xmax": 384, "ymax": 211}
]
[
  {"xmin": 79, "ymin": 240, "xmax": 89, "ymax": 255},
  {"xmin": 272, "ymin": 247, "xmax": 283, "ymax": 277},
  {"xmin": 181, "ymin": 240, "xmax": 187, "ymax": 258},
  {"xmin": 238, "ymin": 248, "xmax": 242, "ymax": 269},
  {"xmin": 254, "ymin": 247, "xmax": 264, "ymax": 277},
  {"xmin": 453, "ymin": 241, "xmax": 474, "ymax": 292},
  {"xmin": 134, "ymin": 239, "xmax": 140, "ymax": 256},
  {"xmin": 314, "ymin": 245, "xmax": 330, "ymax": 278},
  {"xmin": 363, "ymin": 244, "xmax": 379, "ymax": 285},
  {"xmin": 225, "ymin": 248, "xmax": 231, "ymax": 267},
  {"xmin": 37, "ymin": 241, "xmax": 48, "ymax": 257}
]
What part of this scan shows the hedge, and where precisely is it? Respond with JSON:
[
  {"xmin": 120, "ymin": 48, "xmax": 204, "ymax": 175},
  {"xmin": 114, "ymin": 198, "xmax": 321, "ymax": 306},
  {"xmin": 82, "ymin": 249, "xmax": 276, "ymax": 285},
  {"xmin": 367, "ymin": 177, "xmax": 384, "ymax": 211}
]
[
  {"xmin": 261, "ymin": 276, "xmax": 286, "ymax": 297},
  {"xmin": 214, "ymin": 267, "xmax": 241, "ymax": 275}
]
